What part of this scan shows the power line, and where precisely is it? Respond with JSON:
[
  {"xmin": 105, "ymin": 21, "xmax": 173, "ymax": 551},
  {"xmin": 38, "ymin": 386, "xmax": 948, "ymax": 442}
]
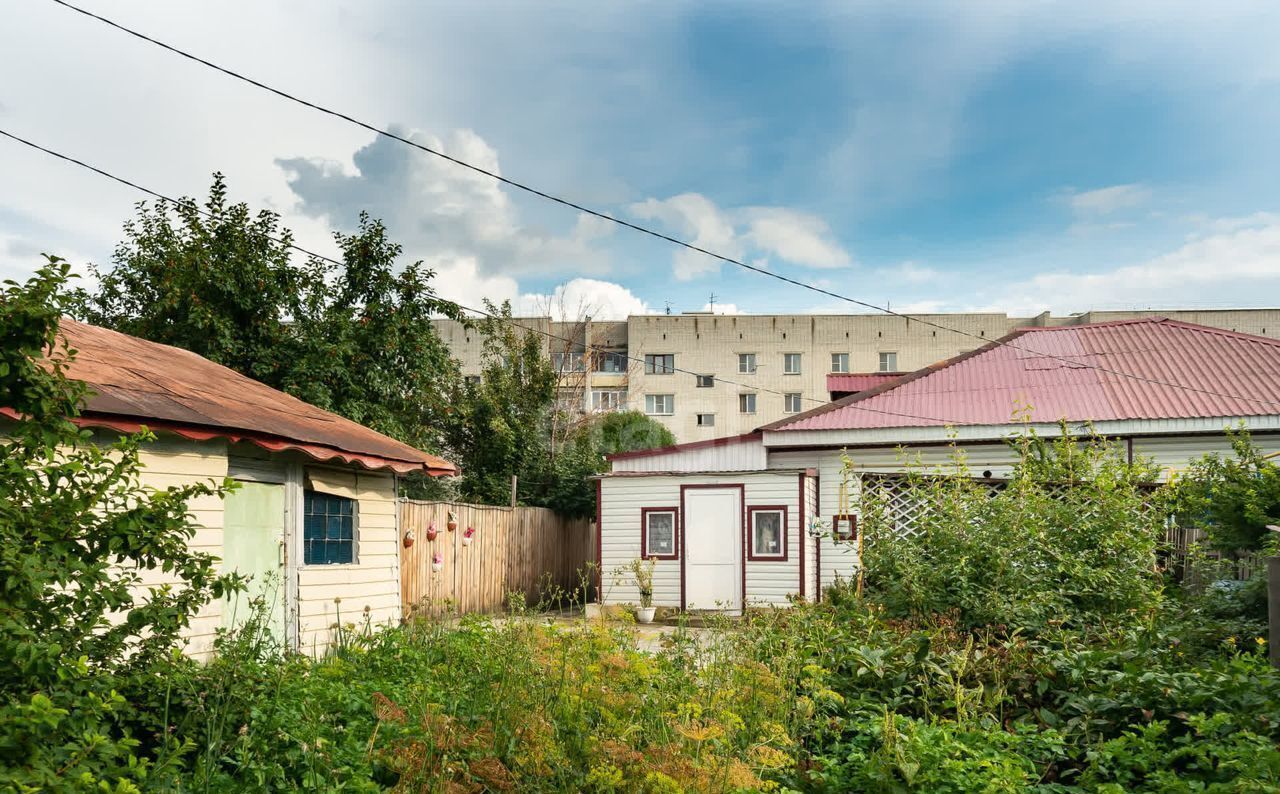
[
  {"xmin": 44, "ymin": 0, "xmax": 1280, "ymax": 412},
  {"xmin": 0, "ymin": 127, "xmax": 962, "ymax": 426}
]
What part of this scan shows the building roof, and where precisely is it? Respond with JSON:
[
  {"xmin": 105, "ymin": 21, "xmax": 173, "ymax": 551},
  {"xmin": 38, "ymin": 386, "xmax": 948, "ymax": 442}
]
[
  {"xmin": 826, "ymin": 372, "xmax": 905, "ymax": 393},
  {"xmin": 31, "ymin": 319, "xmax": 457, "ymax": 475},
  {"xmin": 765, "ymin": 318, "xmax": 1280, "ymax": 433}
]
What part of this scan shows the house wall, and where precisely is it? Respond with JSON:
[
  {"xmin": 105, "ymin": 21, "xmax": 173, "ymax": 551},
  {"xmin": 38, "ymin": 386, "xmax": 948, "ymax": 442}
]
[{"xmin": 599, "ymin": 471, "xmax": 807, "ymax": 609}]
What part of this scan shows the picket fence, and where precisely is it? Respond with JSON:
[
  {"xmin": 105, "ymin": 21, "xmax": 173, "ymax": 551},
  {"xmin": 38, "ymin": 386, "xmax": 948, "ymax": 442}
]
[{"xmin": 399, "ymin": 500, "xmax": 595, "ymax": 618}]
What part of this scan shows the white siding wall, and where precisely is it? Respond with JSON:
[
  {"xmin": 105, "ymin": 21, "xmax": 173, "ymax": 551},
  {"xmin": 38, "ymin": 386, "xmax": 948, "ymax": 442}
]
[
  {"xmin": 599, "ymin": 471, "xmax": 805, "ymax": 609},
  {"xmin": 296, "ymin": 468, "xmax": 401, "ymax": 656},
  {"xmin": 136, "ymin": 437, "xmax": 230, "ymax": 660},
  {"xmin": 611, "ymin": 437, "xmax": 767, "ymax": 473},
  {"xmin": 803, "ymin": 474, "xmax": 819, "ymax": 599}
]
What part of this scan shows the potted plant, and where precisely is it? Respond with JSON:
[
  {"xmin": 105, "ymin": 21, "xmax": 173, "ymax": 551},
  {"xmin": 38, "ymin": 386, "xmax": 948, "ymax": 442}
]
[
  {"xmin": 628, "ymin": 557, "xmax": 657, "ymax": 623},
  {"xmin": 431, "ymin": 551, "xmax": 444, "ymax": 573},
  {"xmin": 426, "ymin": 521, "xmax": 438, "ymax": 542},
  {"xmin": 462, "ymin": 526, "xmax": 476, "ymax": 546},
  {"xmin": 446, "ymin": 510, "xmax": 458, "ymax": 532}
]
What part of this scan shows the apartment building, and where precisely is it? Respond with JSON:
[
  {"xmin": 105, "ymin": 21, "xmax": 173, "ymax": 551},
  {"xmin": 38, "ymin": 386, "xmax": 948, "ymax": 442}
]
[{"xmin": 434, "ymin": 308, "xmax": 1280, "ymax": 443}]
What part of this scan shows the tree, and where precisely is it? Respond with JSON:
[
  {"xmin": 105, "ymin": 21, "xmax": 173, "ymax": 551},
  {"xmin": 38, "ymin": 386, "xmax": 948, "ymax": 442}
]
[
  {"xmin": 76, "ymin": 173, "xmax": 319, "ymax": 388},
  {"xmin": 1175, "ymin": 427, "xmax": 1280, "ymax": 554},
  {"xmin": 1, "ymin": 257, "xmax": 241, "ymax": 788},
  {"xmin": 596, "ymin": 410, "xmax": 676, "ymax": 456}
]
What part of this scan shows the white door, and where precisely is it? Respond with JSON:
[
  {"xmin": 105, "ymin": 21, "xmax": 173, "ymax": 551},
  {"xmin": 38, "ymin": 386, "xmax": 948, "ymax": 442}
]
[{"xmin": 683, "ymin": 488, "xmax": 742, "ymax": 613}]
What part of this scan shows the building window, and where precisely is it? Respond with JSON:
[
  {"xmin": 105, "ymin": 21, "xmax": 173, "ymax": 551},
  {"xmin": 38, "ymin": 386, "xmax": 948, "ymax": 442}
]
[
  {"xmin": 595, "ymin": 352, "xmax": 628, "ymax": 373},
  {"xmin": 738, "ymin": 353, "xmax": 757, "ymax": 374},
  {"xmin": 645, "ymin": 354, "xmax": 675, "ymax": 374},
  {"xmin": 748, "ymin": 506, "xmax": 787, "ymax": 560},
  {"xmin": 738, "ymin": 393, "xmax": 757, "ymax": 414},
  {"xmin": 784, "ymin": 393, "xmax": 803, "ymax": 413},
  {"xmin": 879, "ymin": 352, "xmax": 898, "ymax": 372},
  {"xmin": 696, "ymin": 374, "xmax": 715, "ymax": 388},
  {"xmin": 552, "ymin": 352, "xmax": 585, "ymax": 372},
  {"xmin": 783, "ymin": 353, "xmax": 802, "ymax": 375},
  {"xmin": 831, "ymin": 353, "xmax": 849, "ymax": 373},
  {"xmin": 832, "ymin": 513, "xmax": 858, "ymax": 541},
  {"xmin": 464, "ymin": 374, "xmax": 481, "ymax": 386},
  {"xmin": 642, "ymin": 508, "xmax": 678, "ymax": 559},
  {"xmin": 696, "ymin": 413, "xmax": 715, "ymax": 427},
  {"xmin": 645, "ymin": 394, "xmax": 674, "ymax": 415},
  {"xmin": 592, "ymin": 389, "xmax": 625, "ymax": 411},
  {"xmin": 303, "ymin": 490, "xmax": 357, "ymax": 565}
]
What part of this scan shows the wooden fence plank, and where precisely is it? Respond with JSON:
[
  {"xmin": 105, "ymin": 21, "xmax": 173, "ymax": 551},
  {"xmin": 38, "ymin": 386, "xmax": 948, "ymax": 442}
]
[{"xmin": 400, "ymin": 500, "xmax": 594, "ymax": 619}]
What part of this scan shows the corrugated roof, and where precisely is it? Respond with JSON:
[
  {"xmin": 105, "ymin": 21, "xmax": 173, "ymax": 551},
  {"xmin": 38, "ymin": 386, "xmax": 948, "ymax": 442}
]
[
  {"xmin": 40, "ymin": 319, "xmax": 456, "ymax": 475},
  {"xmin": 766, "ymin": 318, "xmax": 1280, "ymax": 432}
]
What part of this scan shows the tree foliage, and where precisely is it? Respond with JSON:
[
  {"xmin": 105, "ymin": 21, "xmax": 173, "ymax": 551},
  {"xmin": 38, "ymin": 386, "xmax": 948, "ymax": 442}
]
[
  {"xmin": 1174, "ymin": 426, "xmax": 1280, "ymax": 554},
  {"xmin": 0, "ymin": 258, "xmax": 241, "ymax": 789},
  {"xmin": 856, "ymin": 426, "xmax": 1169, "ymax": 631}
]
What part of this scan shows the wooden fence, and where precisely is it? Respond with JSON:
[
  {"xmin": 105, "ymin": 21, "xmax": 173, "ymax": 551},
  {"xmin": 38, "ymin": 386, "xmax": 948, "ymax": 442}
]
[
  {"xmin": 1165, "ymin": 525, "xmax": 1261, "ymax": 583},
  {"xmin": 400, "ymin": 500, "xmax": 595, "ymax": 618}
]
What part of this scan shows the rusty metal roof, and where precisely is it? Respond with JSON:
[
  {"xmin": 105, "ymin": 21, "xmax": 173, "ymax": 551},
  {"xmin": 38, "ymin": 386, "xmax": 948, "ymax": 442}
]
[
  {"xmin": 766, "ymin": 318, "xmax": 1280, "ymax": 432},
  {"xmin": 48, "ymin": 319, "xmax": 456, "ymax": 475}
]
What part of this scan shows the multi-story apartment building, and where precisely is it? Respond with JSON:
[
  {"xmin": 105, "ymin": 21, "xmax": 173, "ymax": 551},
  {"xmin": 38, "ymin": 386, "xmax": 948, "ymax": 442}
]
[{"xmin": 434, "ymin": 308, "xmax": 1280, "ymax": 444}]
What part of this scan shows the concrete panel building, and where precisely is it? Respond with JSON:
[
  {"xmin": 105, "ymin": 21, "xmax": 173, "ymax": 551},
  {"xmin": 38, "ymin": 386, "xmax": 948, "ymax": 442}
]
[{"xmin": 436, "ymin": 308, "xmax": 1280, "ymax": 444}]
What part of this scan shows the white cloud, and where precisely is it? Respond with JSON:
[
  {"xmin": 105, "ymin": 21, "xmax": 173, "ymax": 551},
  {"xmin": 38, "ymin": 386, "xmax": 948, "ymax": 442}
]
[
  {"xmin": 629, "ymin": 193, "xmax": 851, "ymax": 280},
  {"xmin": 877, "ymin": 260, "xmax": 942, "ymax": 285},
  {"xmin": 982, "ymin": 214, "xmax": 1280, "ymax": 314},
  {"xmin": 1064, "ymin": 184, "xmax": 1151, "ymax": 215},
  {"xmin": 517, "ymin": 278, "xmax": 651, "ymax": 320},
  {"xmin": 279, "ymin": 128, "xmax": 613, "ymax": 279},
  {"xmin": 742, "ymin": 208, "xmax": 851, "ymax": 269}
]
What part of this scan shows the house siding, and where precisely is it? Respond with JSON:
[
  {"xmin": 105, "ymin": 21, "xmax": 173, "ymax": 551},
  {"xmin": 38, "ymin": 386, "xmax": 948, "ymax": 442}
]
[{"xmin": 600, "ymin": 471, "xmax": 803, "ymax": 609}]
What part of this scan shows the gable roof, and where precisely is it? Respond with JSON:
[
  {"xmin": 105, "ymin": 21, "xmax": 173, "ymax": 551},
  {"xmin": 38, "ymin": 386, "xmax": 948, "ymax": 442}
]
[
  {"xmin": 764, "ymin": 318, "xmax": 1280, "ymax": 433},
  {"xmin": 23, "ymin": 319, "xmax": 457, "ymax": 475}
]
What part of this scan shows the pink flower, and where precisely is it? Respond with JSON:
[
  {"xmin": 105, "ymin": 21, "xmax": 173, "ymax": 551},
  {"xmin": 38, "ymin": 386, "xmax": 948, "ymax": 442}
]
[
  {"xmin": 463, "ymin": 526, "xmax": 475, "ymax": 539},
  {"xmin": 432, "ymin": 551, "xmax": 443, "ymax": 565}
]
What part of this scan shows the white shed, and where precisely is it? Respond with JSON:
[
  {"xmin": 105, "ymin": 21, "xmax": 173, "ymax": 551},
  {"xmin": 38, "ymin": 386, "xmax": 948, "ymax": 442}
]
[{"xmin": 597, "ymin": 318, "xmax": 1280, "ymax": 612}]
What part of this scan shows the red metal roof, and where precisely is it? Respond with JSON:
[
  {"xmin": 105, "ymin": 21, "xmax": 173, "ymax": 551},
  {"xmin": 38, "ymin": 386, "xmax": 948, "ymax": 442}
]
[
  {"xmin": 36, "ymin": 319, "xmax": 457, "ymax": 475},
  {"xmin": 826, "ymin": 372, "xmax": 905, "ymax": 393},
  {"xmin": 767, "ymin": 318, "xmax": 1280, "ymax": 432}
]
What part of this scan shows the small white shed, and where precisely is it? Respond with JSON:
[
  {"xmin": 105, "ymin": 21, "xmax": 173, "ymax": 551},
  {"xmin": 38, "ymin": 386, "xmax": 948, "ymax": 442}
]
[{"xmin": 598, "ymin": 318, "xmax": 1280, "ymax": 612}]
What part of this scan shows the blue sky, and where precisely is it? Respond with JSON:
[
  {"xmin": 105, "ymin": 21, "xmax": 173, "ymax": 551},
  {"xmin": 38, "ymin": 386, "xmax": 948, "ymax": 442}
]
[{"xmin": 3, "ymin": 1, "xmax": 1280, "ymax": 318}]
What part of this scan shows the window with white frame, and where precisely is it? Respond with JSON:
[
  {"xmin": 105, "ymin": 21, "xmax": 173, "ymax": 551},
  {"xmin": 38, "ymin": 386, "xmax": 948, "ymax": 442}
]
[
  {"xmin": 595, "ymin": 352, "xmax": 627, "ymax": 373},
  {"xmin": 552, "ymin": 351, "xmax": 585, "ymax": 372},
  {"xmin": 738, "ymin": 353, "xmax": 757, "ymax": 374},
  {"xmin": 696, "ymin": 413, "xmax": 715, "ymax": 427},
  {"xmin": 784, "ymin": 393, "xmax": 803, "ymax": 413},
  {"xmin": 831, "ymin": 352, "xmax": 850, "ymax": 373},
  {"xmin": 879, "ymin": 352, "xmax": 898, "ymax": 372},
  {"xmin": 696, "ymin": 374, "xmax": 715, "ymax": 388},
  {"xmin": 739, "ymin": 393, "xmax": 757, "ymax": 414},
  {"xmin": 645, "ymin": 394, "xmax": 674, "ymax": 415},
  {"xmin": 592, "ymin": 389, "xmax": 625, "ymax": 411},
  {"xmin": 749, "ymin": 507, "xmax": 785, "ymax": 559},
  {"xmin": 783, "ymin": 353, "xmax": 802, "ymax": 375},
  {"xmin": 643, "ymin": 509, "xmax": 677, "ymax": 558},
  {"xmin": 644, "ymin": 353, "xmax": 675, "ymax": 374}
]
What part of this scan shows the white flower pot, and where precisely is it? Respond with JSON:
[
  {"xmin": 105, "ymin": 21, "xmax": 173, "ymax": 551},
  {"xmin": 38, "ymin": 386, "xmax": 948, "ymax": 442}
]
[
  {"xmin": 431, "ymin": 562, "xmax": 443, "ymax": 573},
  {"xmin": 462, "ymin": 535, "xmax": 473, "ymax": 546},
  {"xmin": 635, "ymin": 606, "xmax": 656, "ymax": 624}
]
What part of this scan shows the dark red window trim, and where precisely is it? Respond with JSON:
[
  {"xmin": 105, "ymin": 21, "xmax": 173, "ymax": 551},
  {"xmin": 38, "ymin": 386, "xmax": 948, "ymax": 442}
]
[
  {"xmin": 832, "ymin": 513, "xmax": 858, "ymax": 541},
  {"xmin": 640, "ymin": 507, "xmax": 680, "ymax": 560},
  {"xmin": 747, "ymin": 504, "xmax": 789, "ymax": 561}
]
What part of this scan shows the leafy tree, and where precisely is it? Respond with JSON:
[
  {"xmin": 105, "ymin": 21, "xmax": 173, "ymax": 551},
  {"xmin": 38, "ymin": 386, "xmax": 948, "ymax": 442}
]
[
  {"xmin": 596, "ymin": 410, "xmax": 676, "ymax": 456},
  {"xmin": 1175, "ymin": 427, "xmax": 1280, "ymax": 554},
  {"xmin": 75, "ymin": 173, "xmax": 319, "ymax": 387},
  {"xmin": 0, "ymin": 257, "xmax": 241, "ymax": 789},
  {"xmin": 285, "ymin": 213, "xmax": 463, "ymax": 456}
]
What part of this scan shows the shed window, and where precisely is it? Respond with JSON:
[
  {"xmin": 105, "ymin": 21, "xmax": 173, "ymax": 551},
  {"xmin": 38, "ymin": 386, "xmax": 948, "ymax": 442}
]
[
  {"xmin": 748, "ymin": 507, "xmax": 787, "ymax": 560},
  {"xmin": 832, "ymin": 513, "xmax": 857, "ymax": 541},
  {"xmin": 303, "ymin": 490, "xmax": 357, "ymax": 565},
  {"xmin": 642, "ymin": 508, "xmax": 678, "ymax": 559}
]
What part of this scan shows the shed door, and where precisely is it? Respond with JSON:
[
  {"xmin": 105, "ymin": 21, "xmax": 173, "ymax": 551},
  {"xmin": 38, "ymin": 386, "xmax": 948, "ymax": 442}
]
[
  {"xmin": 222, "ymin": 480, "xmax": 287, "ymax": 643},
  {"xmin": 683, "ymin": 488, "xmax": 742, "ymax": 613}
]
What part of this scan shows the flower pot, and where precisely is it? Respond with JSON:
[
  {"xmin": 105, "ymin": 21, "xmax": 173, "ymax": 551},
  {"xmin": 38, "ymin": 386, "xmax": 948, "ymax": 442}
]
[
  {"xmin": 462, "ymin": 527, "xmax": 475, "ymax": 546},
  {"xmin": 446, "ymin": 511, "xmax": 458, "ymax": 532},
  {"xmin": 635, "ymin": 606, "xmax": 656, "ymax": 624},
  {"xmin": 462, "ymin": 535, "xmax": 473, "ymax": 546},
  {"xmin": 402, "ymin": 528, "xmax": 415, "ymax": 548},
  {"xmin": 426, "ymin": 522, "xmax": 438, "ymax": 542},
  {"xmin": 431, "ymin": 561, "xmax": 443, "ymax": 573}
]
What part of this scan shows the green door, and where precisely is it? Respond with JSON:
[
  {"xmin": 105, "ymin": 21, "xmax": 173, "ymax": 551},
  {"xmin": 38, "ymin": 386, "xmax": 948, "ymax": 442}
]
[{"xmin": 222, "ymin": 480, "xmax": 286, "ymax": 642}]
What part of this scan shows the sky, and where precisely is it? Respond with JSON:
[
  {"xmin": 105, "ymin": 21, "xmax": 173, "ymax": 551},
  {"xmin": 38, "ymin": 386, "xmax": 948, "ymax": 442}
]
[{"xmin": 3, "ymin": 0, "xmax": 1280, "ymax": 320}]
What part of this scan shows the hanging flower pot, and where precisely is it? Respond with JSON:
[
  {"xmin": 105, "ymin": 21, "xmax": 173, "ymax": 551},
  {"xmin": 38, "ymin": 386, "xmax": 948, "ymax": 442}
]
[
  {"xmin": 402, "ymin": 527, "xmax": 415, "ymax": 548},
  {"xmin": 431, "ymin": 551, "xmax": 444, "ymax": 573},
  {"xmin": 426, "ymin": 522, "xmax": 439, "ymax": 542},
  {"xmin": 462, "ymin": 526, "xmax": 475, "ymax": 546},
  {"xmin": 446, "ymin": 511, "xmax": 458, "ymax": 532}
]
